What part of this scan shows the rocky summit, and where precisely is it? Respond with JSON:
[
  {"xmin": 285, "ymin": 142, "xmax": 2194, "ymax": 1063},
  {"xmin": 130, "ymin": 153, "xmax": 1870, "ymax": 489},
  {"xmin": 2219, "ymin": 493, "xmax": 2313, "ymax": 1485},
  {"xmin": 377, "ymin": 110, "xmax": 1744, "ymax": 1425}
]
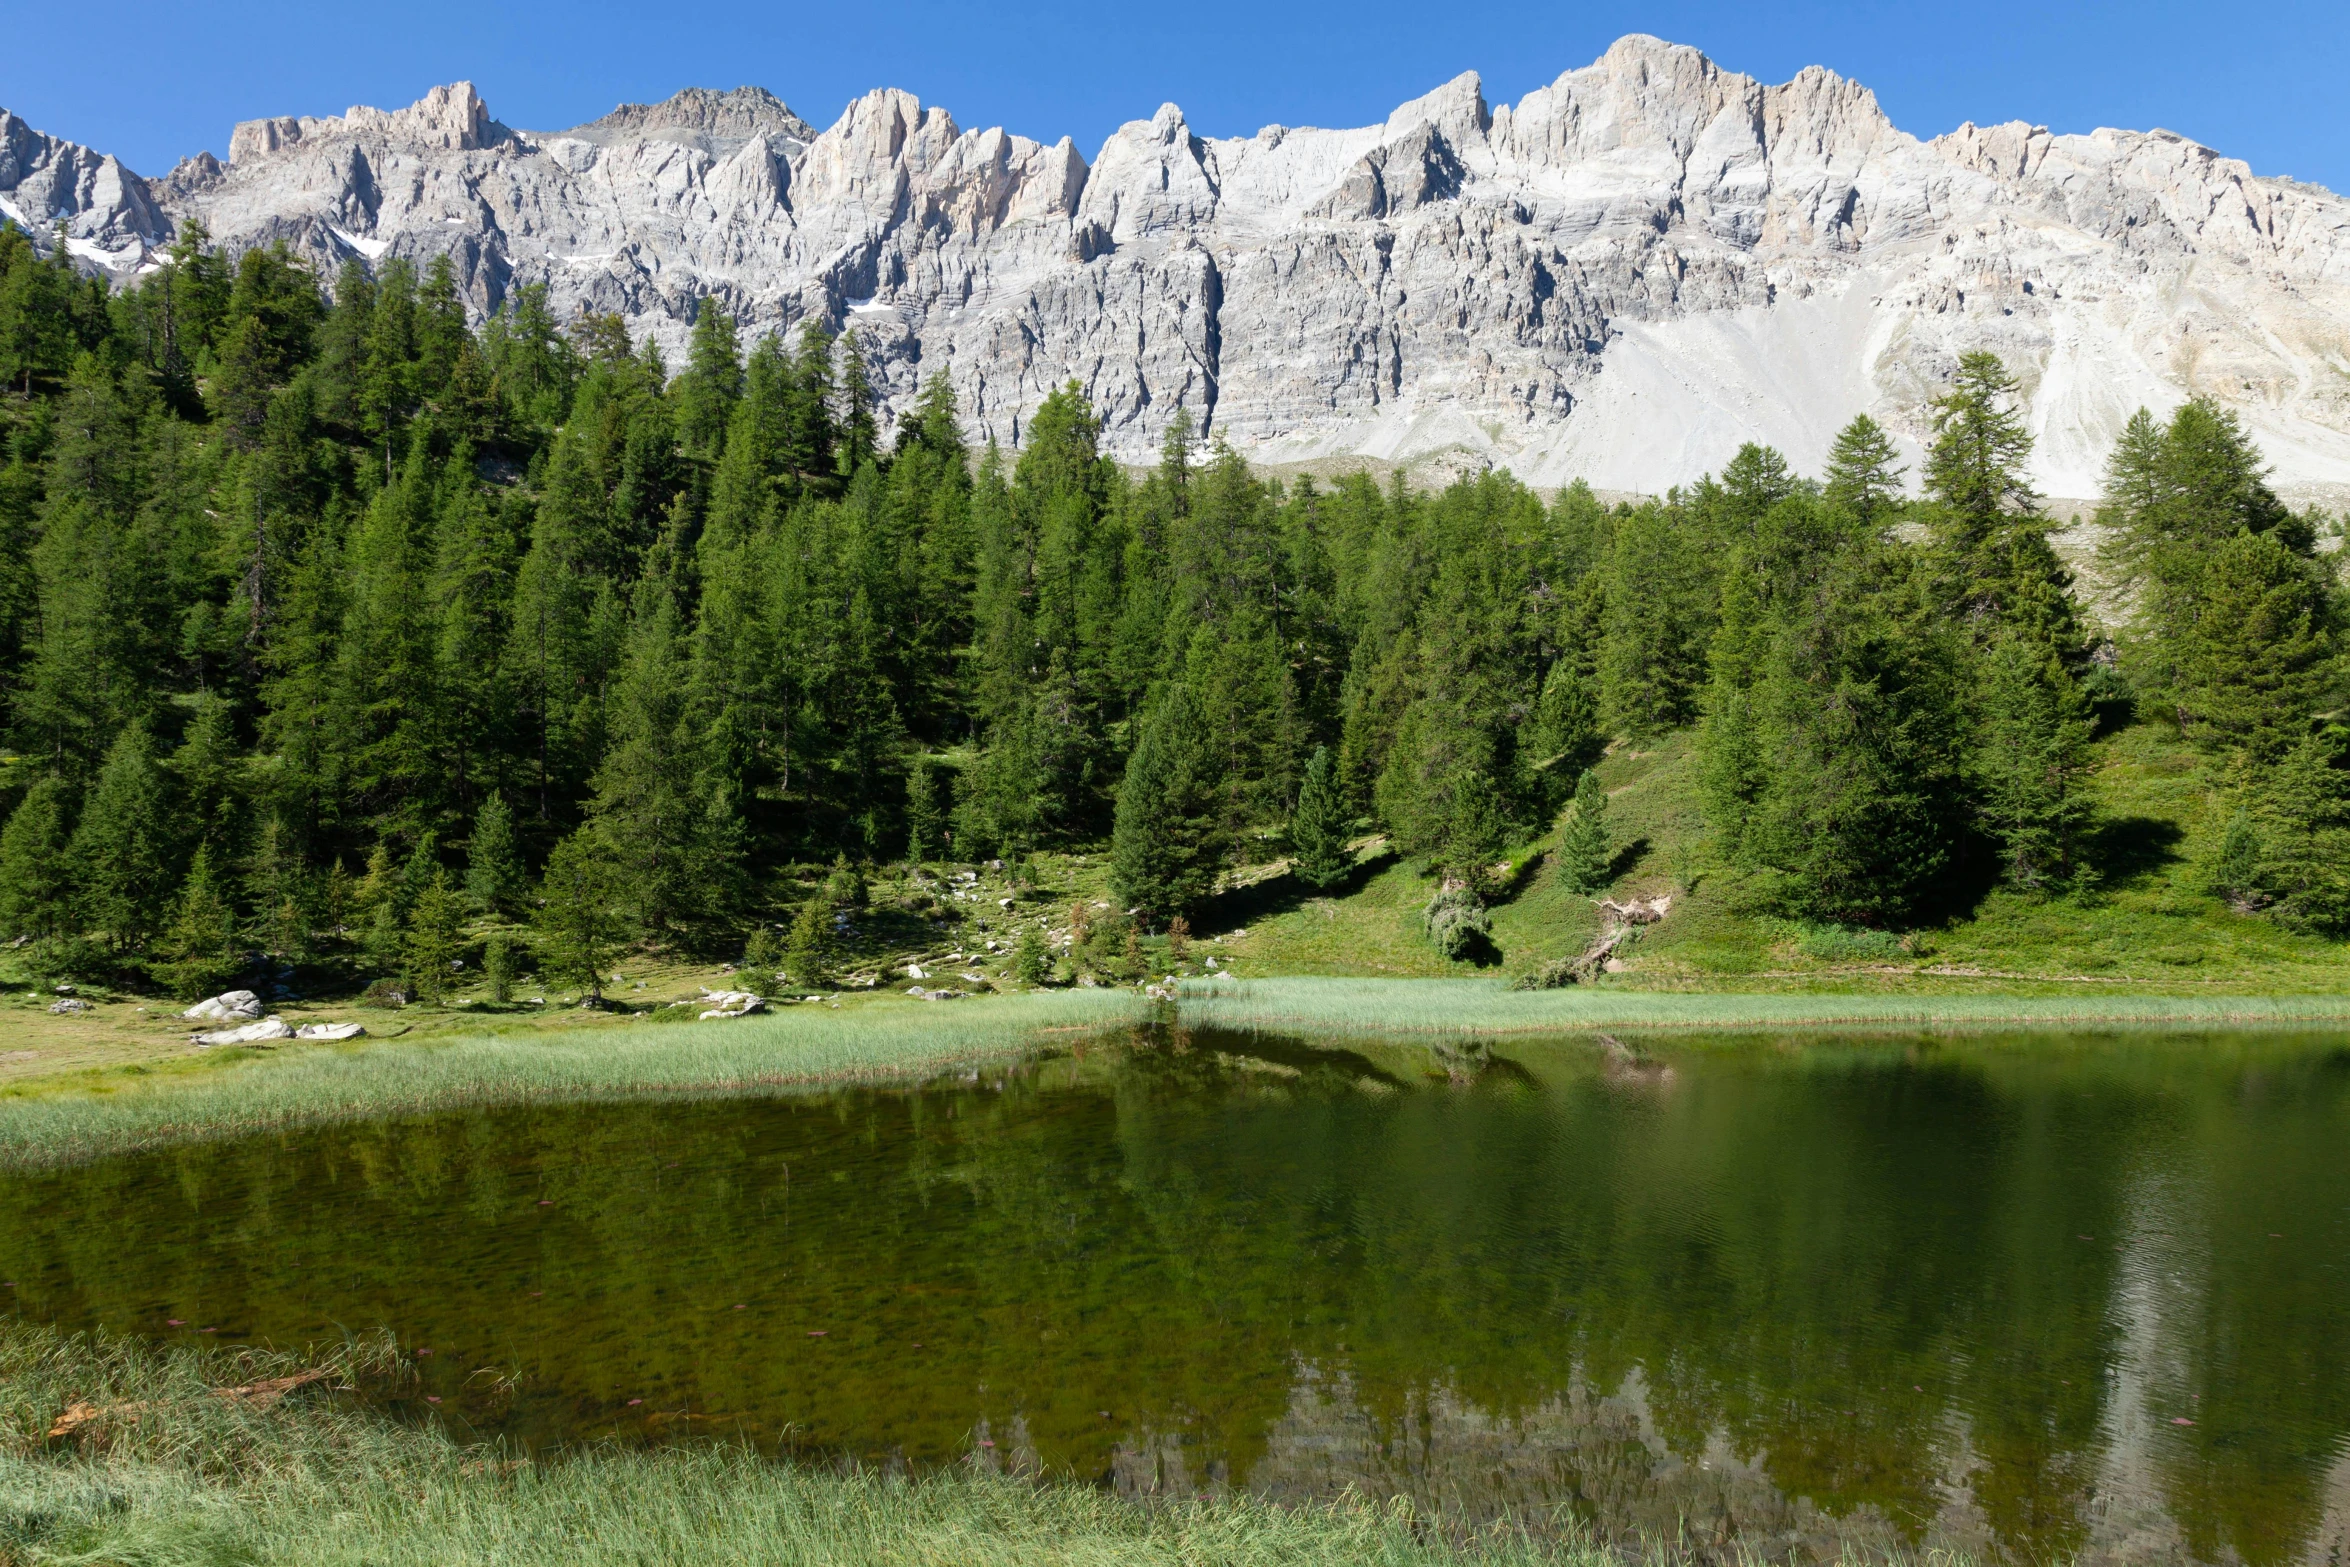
[{"xmin": 6, "ymin": 36, "xmax": 2349, "ymax": 496}]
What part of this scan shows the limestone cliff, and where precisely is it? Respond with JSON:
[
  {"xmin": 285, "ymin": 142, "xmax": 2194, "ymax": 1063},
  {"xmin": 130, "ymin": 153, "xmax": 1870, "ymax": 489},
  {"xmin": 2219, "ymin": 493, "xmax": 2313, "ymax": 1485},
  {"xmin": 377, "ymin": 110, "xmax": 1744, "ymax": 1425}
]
[{"xmin": 8, "ymin": 37, "xmax": 2350, "ymax": 497}]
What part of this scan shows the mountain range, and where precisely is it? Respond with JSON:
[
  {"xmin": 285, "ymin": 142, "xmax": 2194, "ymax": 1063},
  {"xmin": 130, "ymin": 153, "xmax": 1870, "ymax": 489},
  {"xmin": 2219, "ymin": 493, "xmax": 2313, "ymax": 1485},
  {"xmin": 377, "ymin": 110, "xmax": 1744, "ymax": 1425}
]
[{"xmin": 6, "ymin": 36, "xmax": 2348, "ymax": 499}]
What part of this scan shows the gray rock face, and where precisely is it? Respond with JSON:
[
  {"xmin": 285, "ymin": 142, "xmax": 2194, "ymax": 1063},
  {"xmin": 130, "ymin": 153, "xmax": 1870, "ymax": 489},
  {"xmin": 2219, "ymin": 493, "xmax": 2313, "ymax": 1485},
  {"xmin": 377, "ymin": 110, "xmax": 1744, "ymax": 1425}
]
[{"xmin": 9, "ymin": 36, "xmax": 2350, "ymax": 496}]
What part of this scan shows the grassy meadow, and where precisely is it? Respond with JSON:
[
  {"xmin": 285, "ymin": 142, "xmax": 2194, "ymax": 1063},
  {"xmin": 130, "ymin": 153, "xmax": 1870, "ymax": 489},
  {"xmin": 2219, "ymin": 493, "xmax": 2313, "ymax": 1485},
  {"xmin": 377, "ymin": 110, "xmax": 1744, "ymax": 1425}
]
[
  {"xmin": 0, "ymin": 1322, "xmax": 1636, "ymax": 1567},
  {"xmin": 0, "ymin": 989, "xmax": 1142, "ymax": 1171}
]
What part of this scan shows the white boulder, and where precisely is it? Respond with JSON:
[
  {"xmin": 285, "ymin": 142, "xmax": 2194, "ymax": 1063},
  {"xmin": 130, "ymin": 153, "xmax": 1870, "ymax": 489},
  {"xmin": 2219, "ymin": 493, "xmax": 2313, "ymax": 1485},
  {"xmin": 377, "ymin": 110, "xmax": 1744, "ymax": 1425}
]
[
  {"xmin": 195, "ymin": 1016, "xmax": 294, "ymax": 1047},
  {"xmin": 696, "ymin": 988, "xmax": 765, "ymax": 1020},
  {"xmin": 183, "ymin": 991, "xmax": 263, "ymax": 1022},
  {"xmin": 294, "ymin": 1022, "xmax": 366, "ymax": 1041}
]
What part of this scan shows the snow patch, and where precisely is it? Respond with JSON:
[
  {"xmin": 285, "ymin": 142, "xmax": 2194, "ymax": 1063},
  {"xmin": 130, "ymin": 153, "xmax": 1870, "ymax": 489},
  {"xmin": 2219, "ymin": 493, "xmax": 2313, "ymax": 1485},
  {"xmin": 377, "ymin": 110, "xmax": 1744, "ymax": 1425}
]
[
  {"xmin": 65, "ymin": 235, "xmax": 144, "ymax": 270},
  {"xmin": 328, "ymin": 225, "xmax": 390, "ymax": 260}
]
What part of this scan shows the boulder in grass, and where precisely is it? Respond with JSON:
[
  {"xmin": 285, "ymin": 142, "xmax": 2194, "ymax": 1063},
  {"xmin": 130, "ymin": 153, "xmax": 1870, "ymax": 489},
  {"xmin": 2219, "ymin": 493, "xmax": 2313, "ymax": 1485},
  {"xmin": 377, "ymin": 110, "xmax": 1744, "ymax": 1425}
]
[
  {"xmin": 294, "ymin": 1022, "xmax": 366, "ymax": 1041},
  {"xmin": 696, "ymin": 989, "xmax": 765, "ymax": 1020},
  {"xmin": 183, "ymin": 991, "xmax": 263, "ymax": 1023},
  {"xmin": 194, "ymin": 1017, "xmax": 294, "ymax": 1047}
]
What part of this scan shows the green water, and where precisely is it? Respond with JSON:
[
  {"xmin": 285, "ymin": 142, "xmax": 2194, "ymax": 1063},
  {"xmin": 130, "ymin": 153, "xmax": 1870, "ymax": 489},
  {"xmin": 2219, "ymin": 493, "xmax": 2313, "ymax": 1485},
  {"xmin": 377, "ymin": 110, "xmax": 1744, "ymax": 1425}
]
[{"xmin": 4, "ymin": 1027, "xmax": 2348, "ymax": 1564}]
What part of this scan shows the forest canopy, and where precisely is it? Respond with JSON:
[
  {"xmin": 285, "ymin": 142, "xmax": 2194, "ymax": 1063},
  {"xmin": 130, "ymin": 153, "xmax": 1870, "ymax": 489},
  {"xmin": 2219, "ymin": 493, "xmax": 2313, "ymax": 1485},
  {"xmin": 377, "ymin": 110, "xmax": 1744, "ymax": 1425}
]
[{"xmin": 0, "ymin": 220, "xmax": 2343, "ymax": 999}]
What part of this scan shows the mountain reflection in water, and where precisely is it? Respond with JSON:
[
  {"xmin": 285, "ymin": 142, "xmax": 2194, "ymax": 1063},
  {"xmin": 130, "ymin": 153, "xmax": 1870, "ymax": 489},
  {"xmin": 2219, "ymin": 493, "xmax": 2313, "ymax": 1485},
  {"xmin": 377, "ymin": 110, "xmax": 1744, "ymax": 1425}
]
[{"xmin": 2, "ymin": 1026, "xmax": 2345, "ymax": 1566}]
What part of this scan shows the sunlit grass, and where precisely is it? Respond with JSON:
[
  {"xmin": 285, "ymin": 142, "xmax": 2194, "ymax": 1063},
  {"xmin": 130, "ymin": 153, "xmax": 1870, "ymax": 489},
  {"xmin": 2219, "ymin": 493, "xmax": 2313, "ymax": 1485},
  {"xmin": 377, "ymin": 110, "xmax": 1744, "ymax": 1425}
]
[
  {"xmin": 0, "ymin": 1321, "xmax": 1644, "ymax": 1567},
  {"xmin": 0, "ymin": 990, "xmax": 1144, "ymax": 1171},
  {"xmin": 1175, "ymin": 975, "xmax": 2350, "ymax": 1038}
]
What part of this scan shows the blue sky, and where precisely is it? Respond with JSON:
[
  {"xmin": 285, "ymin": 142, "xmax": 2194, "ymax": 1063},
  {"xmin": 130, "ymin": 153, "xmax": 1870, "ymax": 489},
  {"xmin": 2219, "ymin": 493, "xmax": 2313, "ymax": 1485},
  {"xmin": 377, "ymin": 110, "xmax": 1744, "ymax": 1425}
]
[{"xmin": 5, "ymin": 0, "xmax": 2345, "ymax": 192}]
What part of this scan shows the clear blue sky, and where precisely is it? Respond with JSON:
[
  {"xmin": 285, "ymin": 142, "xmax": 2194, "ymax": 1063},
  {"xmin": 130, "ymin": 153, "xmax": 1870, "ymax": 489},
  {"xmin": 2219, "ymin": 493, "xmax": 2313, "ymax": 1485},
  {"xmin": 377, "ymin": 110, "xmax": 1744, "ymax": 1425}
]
[{"xmin": 6, "ymin": 0, "xmax": 2346, "ymax": 193}]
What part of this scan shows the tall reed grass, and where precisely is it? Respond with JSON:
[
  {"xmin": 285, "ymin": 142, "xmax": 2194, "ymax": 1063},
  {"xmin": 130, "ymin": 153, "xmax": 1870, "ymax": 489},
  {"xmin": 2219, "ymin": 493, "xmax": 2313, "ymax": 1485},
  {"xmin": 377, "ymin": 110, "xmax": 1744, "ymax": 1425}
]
[
  {"xmin": 1173, "ymin": 975, "xmax": 2350, "ymax": 1038},
  {"xmin": 0, "ymin": 1321, "xmax": 1641, "ymax": 1567},
  {"xmin": 0, "ymin": 990, "xmax": 1143, "ymax": 1171}
]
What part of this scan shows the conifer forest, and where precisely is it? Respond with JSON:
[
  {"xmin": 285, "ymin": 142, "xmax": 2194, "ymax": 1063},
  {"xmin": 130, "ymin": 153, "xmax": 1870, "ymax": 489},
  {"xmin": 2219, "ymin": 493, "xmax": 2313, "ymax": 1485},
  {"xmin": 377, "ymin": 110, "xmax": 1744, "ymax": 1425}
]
[{"xmin": 0, "ymin": 223, "xmax": 2343, "ymax": 1001}]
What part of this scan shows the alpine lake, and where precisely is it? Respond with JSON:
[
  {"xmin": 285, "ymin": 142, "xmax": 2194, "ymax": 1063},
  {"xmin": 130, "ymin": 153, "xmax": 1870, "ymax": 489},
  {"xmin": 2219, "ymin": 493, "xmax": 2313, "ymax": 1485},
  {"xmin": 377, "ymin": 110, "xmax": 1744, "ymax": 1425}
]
[{"xmin": 4, "ymin": 1023, "xmax": 2347, "ymax": 1565}]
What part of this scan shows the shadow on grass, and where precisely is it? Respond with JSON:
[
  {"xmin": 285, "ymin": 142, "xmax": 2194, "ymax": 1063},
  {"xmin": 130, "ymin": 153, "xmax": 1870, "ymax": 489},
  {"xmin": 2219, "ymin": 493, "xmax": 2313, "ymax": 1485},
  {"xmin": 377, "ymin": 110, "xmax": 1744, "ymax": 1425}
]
[
  {"xmin": 2086, "ymin": 814, "xmax": 2187, "ymax": 890},
  {"xmin": 1602, "ymin": 836, "xmax": 1653, "ymax": 886},
  {"xmin": 1196, "ymin": 845, "xmax": 1401, "ymax": 935}
]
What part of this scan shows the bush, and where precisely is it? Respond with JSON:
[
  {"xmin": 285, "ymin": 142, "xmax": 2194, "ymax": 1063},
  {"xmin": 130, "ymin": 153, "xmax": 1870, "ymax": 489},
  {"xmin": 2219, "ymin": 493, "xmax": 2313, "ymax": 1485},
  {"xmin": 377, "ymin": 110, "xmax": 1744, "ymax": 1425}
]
[
  {"xmin": 358, "ymin": 978, "xmax": 411, "ymax": 1008},
  {"xmin": 1423, "ymin": 886, "xmax": 1494, "ymax": 962}
]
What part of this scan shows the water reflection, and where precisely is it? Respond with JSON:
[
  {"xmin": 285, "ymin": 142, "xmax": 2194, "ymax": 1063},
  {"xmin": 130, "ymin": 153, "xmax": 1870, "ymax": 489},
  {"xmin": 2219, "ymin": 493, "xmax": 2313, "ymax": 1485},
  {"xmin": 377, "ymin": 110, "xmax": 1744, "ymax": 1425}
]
[{"xmin": 1, "ymin": 1027, "xmax": 2345, "ymax": 1566}]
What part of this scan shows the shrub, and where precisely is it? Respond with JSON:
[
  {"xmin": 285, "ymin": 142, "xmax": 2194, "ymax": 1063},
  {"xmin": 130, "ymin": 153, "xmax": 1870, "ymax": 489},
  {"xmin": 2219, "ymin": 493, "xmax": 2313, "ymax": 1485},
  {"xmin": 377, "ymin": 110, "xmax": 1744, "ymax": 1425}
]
[{"xmin": 1423, "ymin": 885, "xmax": 1494, "ymax": 962}]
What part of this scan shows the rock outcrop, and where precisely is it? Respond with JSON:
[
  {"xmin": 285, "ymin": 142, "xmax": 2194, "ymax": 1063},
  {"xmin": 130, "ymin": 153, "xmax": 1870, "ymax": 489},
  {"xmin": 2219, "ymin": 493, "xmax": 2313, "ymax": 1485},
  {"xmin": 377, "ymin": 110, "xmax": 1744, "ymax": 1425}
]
[{"xmin": 7, "ymin": 37, "xmax": 2350, "ymax": 497}]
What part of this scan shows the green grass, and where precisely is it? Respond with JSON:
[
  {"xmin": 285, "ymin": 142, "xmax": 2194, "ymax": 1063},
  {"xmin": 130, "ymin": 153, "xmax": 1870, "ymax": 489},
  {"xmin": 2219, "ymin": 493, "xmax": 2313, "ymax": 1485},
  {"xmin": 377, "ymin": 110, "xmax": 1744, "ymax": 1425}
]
[
  {"xmin": 1173, "ymin": 975, "xmax": 2350, "ymax": 1037},
  {"xmin": 0, "ymin": 989, "xmax": 1144, "ymax": 1172},
  {"xmin": 0, "ymin": 1322, "xmax": 1644, "ymax": 1567},
  {"xmin": 1499, "ymin": 721, "xmax": 2350, "ymax": 993}
]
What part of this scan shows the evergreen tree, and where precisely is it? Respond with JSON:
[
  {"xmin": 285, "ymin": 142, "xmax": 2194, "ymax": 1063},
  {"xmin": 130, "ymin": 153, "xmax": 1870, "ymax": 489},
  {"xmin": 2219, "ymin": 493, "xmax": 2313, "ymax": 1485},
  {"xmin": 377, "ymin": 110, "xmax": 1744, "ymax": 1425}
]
[
  {"xmin": 1557, "ymin": 769, "xmax": 1613, "ymax": 894},
  {"xmin": 404, "ymin": 869, "xmax": 465, "ymax": 1002},
  {"xmin": 1822, "ymin": 414, "xmax": 1906, "ymax": 528},
  {"xmin": 783, "ymin": 896, "xmax": 829, "ymax": 989},
  {"xmin": 155, "ymin": 845, "xmax": 244, "ymax": 1000},
  {"xmin": 1520, "ymin": 658, "xmax": 1601, "ymax": 815},
  {"xmin": 465, "ymin": 792, "xmax": 526, "ymax": 915},
  {"xmin": 2253, "ymin": 722, "xmax": 2350, "ymax": 934},
  {"xmin": 1924, "ymin": 352, "xmax": 2039, "ymax": 559},
  {"xmin": 1600, "ymin": 501, "xmax": 1711, "ymax": 738},
  {"xmin": 483, "ymin": 931, "xmax": 517, "ymax": 1004},
  {"xmin": 903, "ymin": 761, "xmax": 944, "ymax": 865},
  {"xmin": 671, "ymin": 298, "xmax": 743, "ymax": 463},
  {"xmin": 2170, "ymin": 529, "xmax": 2339, "ymax": 760},
  {"xmin": 537, "ymin": 828, "xmax": 621, "ymax": 1004},
  {"xmin": 67, "ymin": 726, "xmax": 175, "ymax": 951},
  {"xmin": 1975, "ymin": 634, "xmax": 2097, "ymax": 891},
  {"xmin": 589, "ymin": 580, "xmax": 738, "ymax": 933},
  {"xmin": 0, "ymin": 777, "xmax": 75, "ymax": 944},
  {"xmin": 1111, "ymin": 686, "xmax": 1226, "ymax": 928},
  {"xmin": 1012, "ymin": 924, "xmax": 1049, "ymax": 987},
  {"xmin": 1289, "ymin": 745, "xmax": 1354, "ymax": 891}
]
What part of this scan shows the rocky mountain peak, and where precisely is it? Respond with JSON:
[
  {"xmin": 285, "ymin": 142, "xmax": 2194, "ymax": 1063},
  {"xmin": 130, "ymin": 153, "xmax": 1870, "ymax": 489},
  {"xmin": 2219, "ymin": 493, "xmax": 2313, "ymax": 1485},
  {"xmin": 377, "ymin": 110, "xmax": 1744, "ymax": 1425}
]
[
  {"xmin": 228, "ymin": 81, "xmax": 499, "ymax": 164},
  {"xmin": 3, "ymin": 37, "xmax": 2346, "ymax": 501},
  {"xmin": 567, "ymin": 86, "xmax": 814, "ymax": 146}
]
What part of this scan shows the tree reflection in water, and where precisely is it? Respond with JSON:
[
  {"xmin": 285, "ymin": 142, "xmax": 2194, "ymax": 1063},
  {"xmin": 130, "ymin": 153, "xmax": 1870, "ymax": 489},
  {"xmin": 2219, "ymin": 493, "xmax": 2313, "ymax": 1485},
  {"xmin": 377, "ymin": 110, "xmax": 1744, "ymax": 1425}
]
[{"xmin": 1, "ymin": 1026, "xmax": 2345, "ymax": 1566}]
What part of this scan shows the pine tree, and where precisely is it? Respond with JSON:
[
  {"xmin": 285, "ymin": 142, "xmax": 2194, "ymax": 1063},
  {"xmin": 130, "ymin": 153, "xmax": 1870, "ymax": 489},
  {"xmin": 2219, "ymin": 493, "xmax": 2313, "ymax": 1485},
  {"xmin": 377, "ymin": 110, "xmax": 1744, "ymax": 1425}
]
[
  {"xmin": 0, "ymin": 777, "xmax": 75, "ymax": 944},
  {"xmin": 483, "ymin": 930, "xmax": 517, "ymax": 1004},
  {"xmin": 1111, "ymin": 686, "xmax": 1226, "ymax": 928},
  {"xmin": 1289, "ymin": 745, "xmax": 1354, "ymax": 891},
  {"xmin": 537, "ymin": 829, "xmax": 621, "ymax": 1004},
  {"xmin": 2172, "ymin": 530, "xmax": 2340, "ymax": 760},
  {"xmin": 1975, "ymin": 634, "xmax": 2097, "ymax": 891},
  {"xmin": 1557, "ymin": 769, "xmax": 1613, "ymax": 893},
  {"xmin": 672, "ymin": 298, "xmax": 742, "ymax": 463},
  {"xmin": 465, "ymin": 792, "xmax": 526, "ymax": 915},
  {"xmin": 1520, "ymin": 659, "xmax": 1601, "ymax": 815},
  {"xmin": 404, "ymin": 869, "xmax": 465, "ymax": 1003},
  {"xmin": 67, "ymin": 726, "xmax": 174, "ymax": 951},
  {"xmin": 1924, "ymin": 352, "xmax": 2039, "ymax": 559},
  {"xmin": 1600, "ymin": 501, "xmax": 1711, "ymax": 738},
  {"xmin": 1012, "ymin": 924, "xmax": 1049, "ymax": 987},
  {"xmin": 156, "ymin": 845, "xmax": 244, "ymax": 1000},
  {"xmin": 1822, "ymin": 414, "xmax": 1906, "ymax": 528},
  {"xmin": 904, "ymin": 761, "xmax": 944, "ymax": 865},
  {"xmin": 783, "ymin": 896, "xmax": 829, "ymax": 989},
  {"xmin": 2253, "ymin": 722, "xmax": 2350, "ymax": 934}
]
